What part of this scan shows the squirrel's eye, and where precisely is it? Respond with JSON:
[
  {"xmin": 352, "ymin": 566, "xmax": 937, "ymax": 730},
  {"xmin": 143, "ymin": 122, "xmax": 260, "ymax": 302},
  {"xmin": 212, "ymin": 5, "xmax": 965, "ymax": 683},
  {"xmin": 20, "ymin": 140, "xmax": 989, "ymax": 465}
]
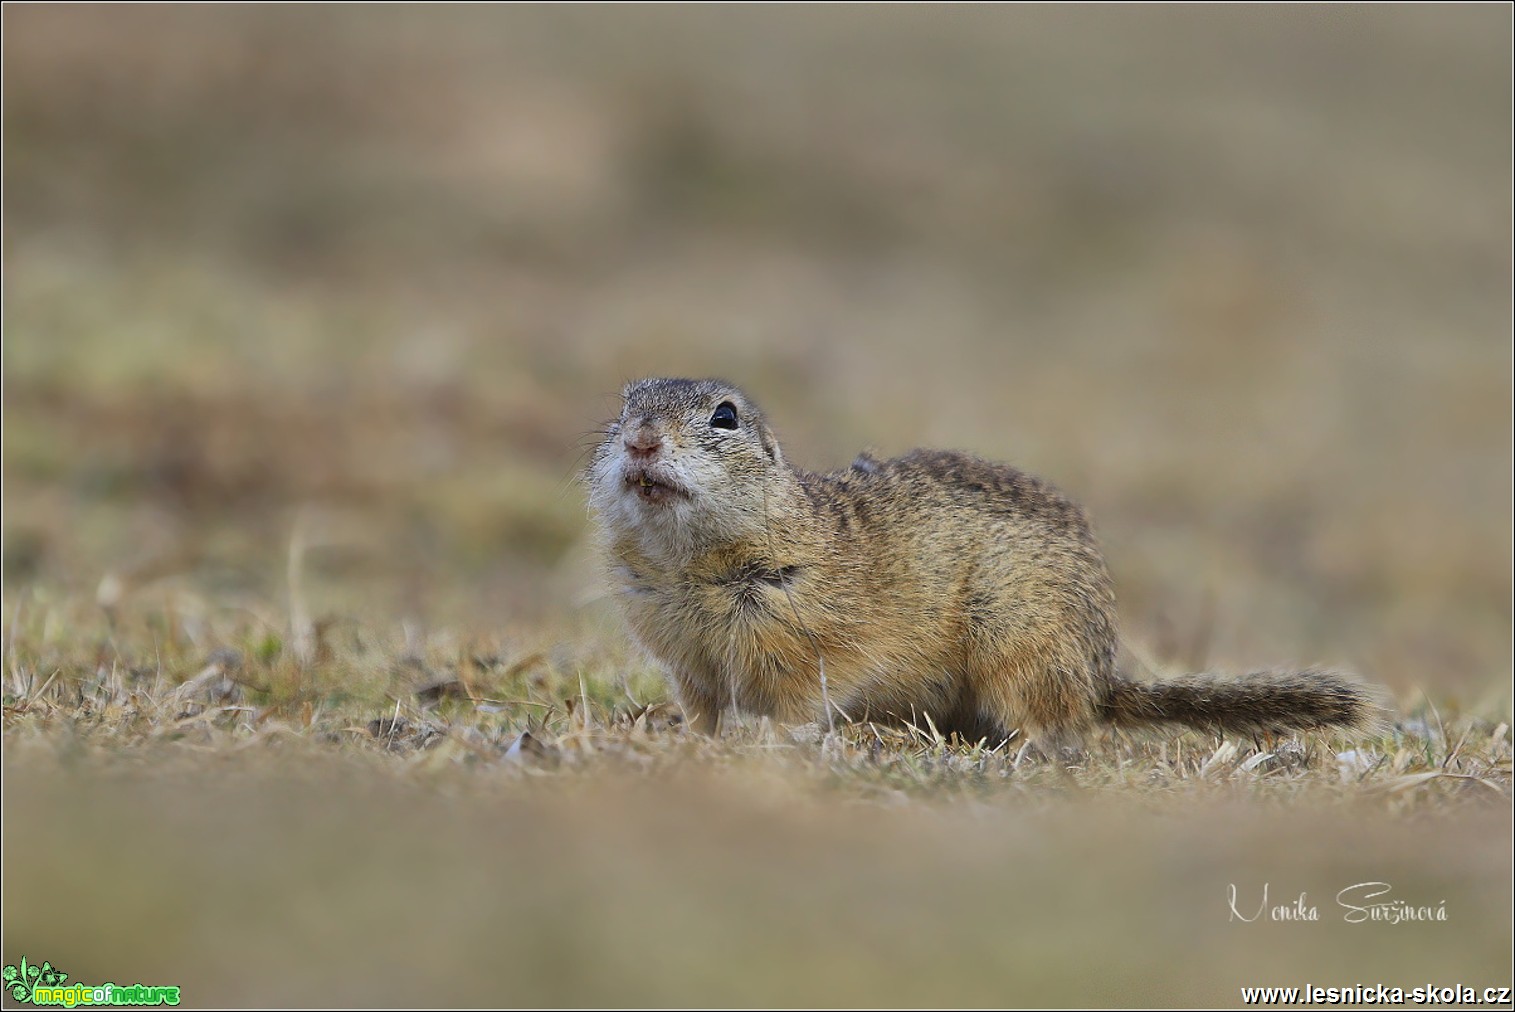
[{"xmin": 710, "ymin": 402, "xmax": 739, "ymax": 430}]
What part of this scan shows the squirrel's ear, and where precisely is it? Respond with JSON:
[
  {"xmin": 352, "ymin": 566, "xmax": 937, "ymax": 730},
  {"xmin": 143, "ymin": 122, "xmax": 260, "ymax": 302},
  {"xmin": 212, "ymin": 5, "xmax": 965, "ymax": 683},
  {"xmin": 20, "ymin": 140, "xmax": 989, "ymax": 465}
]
[{"xmin": 757, "ymin": 422, "xmax": 782, "ymax": 465}]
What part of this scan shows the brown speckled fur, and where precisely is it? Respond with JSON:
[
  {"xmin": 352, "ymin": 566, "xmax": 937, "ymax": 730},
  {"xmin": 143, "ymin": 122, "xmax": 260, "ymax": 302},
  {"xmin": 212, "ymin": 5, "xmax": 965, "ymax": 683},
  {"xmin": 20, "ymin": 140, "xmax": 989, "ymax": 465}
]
[{"xmin": 586, "ymin": 378, "xmax": 1380, "ymax": 746}]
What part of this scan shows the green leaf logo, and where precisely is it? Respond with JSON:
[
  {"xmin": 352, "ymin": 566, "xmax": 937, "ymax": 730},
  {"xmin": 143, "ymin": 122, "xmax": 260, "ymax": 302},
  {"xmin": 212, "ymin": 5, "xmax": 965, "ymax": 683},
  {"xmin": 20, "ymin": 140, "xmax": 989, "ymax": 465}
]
[
  {"xmin": 2, "ymin": 957, "xmax": 67, "ymax": 1003},
  {"xmin": 4, "ymin": 956, "xmax": 35, "ymax": 1003}
]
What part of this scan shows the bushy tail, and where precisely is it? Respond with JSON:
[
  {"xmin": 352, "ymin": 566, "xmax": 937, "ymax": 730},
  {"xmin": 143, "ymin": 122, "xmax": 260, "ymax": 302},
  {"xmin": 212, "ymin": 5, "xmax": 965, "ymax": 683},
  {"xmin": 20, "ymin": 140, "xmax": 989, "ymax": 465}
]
[{"xmin": 1098, "ymin": 668, "xmax": 1382, "ymax": 737}]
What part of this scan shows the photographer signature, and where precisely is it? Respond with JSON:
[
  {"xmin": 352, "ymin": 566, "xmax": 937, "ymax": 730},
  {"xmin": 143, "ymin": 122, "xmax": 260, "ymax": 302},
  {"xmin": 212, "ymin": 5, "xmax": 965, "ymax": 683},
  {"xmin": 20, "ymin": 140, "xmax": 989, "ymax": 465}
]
[{"xmin": 1228, "ymin": 882, "xmax": 1447, "ymax": 924}]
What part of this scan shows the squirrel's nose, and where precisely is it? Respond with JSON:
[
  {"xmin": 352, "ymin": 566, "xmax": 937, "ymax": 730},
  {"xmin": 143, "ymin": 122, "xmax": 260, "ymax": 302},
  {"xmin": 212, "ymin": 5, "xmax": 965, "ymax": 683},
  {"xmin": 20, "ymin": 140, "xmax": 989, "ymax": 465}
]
[{"xmin": 624, "ymin": 424, "xmax": 663, "ymax": 459}]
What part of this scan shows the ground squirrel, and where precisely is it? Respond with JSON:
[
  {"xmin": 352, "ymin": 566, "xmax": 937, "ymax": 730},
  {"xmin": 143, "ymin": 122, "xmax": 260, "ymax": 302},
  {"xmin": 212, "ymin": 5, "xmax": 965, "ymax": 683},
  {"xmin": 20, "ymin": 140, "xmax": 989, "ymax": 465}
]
[{"xmin": 586, "ymin": 377, "xmax": 1379, "ymax": 747}]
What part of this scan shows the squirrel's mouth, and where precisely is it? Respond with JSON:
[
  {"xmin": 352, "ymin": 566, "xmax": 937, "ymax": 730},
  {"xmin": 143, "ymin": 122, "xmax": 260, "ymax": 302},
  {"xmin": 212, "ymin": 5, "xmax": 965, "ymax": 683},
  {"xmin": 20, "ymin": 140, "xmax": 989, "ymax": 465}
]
[{"xmin": 622, "ymin": 467, "xmax": 688, "ymax": 505}]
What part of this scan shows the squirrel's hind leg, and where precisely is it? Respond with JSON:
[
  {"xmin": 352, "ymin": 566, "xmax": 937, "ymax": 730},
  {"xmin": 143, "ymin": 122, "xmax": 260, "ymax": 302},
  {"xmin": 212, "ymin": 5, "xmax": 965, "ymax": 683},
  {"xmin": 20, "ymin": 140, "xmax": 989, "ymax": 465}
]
[{"xmin": 965, "ymin": 643, "xmax": 1099, "ymax": 759}]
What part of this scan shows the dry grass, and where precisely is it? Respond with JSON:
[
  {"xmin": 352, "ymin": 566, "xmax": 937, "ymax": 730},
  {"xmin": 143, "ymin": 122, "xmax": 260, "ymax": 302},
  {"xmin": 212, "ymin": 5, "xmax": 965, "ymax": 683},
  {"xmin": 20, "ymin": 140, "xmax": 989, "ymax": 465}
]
[
  {"xmin": 4, "ymin": 593, "xmax": 1512, "ymax": 1006},
  {"xmin": 4, "ymin": 593, "xmax": 1511, "ymax": 1005},
  {"xmin": 3, "ymin": 596, "xmax": 1510, "ymax": 809},
  {"xmin": 3, "ymin": 5, "xmax": 1511, "ymax": 1006}
]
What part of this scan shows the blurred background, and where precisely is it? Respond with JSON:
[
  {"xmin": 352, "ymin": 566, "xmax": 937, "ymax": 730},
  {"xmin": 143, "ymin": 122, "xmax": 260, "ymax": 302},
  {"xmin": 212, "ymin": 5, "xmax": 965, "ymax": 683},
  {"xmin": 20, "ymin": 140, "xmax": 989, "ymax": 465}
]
[
  {"xmin": 4, "ymin": 5, "xmax": 1510, "ymax": 701},
  {"xmin": 3, "ymin": 7, "xmax": 1511, "ymax": 1007}
]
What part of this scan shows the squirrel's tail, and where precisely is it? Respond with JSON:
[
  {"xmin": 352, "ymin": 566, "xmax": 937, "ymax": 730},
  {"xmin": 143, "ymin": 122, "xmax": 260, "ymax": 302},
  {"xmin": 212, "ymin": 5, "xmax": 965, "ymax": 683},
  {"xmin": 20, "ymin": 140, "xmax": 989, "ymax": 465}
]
[{"xmin": 1098, "ymin": 668, "xmax": 1383, "ymax": 737}]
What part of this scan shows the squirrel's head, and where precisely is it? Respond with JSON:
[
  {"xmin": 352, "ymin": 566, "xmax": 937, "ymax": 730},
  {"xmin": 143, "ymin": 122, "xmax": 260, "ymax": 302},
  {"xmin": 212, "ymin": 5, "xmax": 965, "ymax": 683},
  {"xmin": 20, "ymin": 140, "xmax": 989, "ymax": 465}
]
[{"xmin": 586, "ymin": 378, "xmax": 788, "ymax": 558}]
